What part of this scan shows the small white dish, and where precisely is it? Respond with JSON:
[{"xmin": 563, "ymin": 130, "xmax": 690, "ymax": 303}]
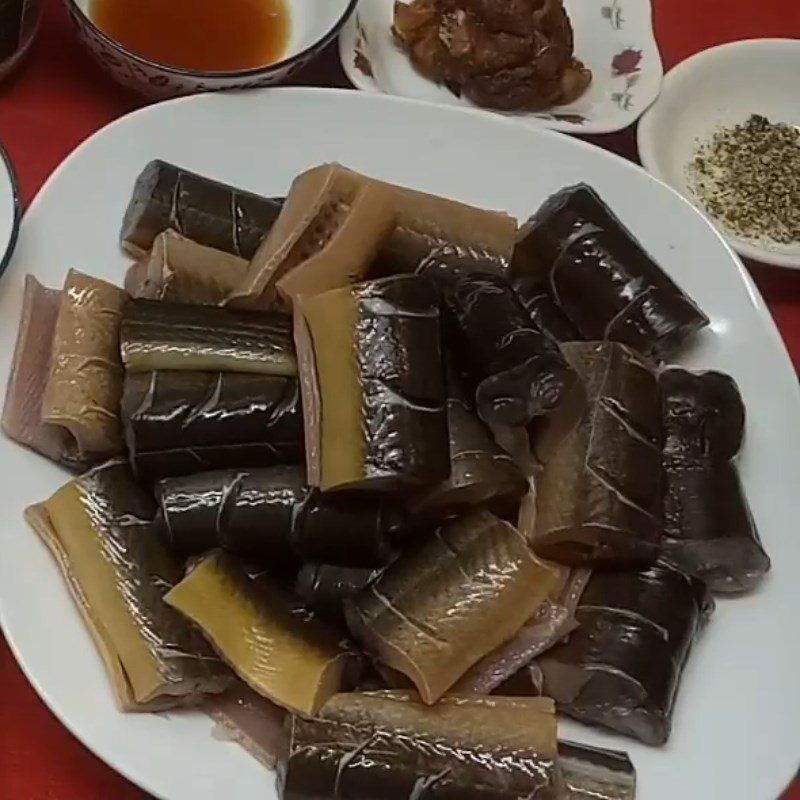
[
  {"xmin": 339, "ymin": 0, "xmax": 663, "ymax": 134},
  {"xmin": 65, "ymin": 0, "xmax": 357, "ymax": 98},
  {"xmin": 638, "ymin": 39, "xmax": 800, "ymax": 269},
  {"xmin": 0, "ymin": 141, "xmax": 20, "ymax": 278}
]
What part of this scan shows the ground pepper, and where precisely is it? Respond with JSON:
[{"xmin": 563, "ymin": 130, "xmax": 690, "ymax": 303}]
[{"xmin": 687, "ymin": 115, "xmax": 800, "ymax": 245}]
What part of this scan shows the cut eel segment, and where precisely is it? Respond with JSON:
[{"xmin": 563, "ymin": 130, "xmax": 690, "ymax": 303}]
[
  {"xmin": 418, "ymin": 246, "xmax": 574, "ymax": 428},
  {"xmin": 301, "ymin": 274, "xmax": 450, "ymax": 492},
  {"xmin": 120, "ymin": 159, "xmax": 282, "ymax": 260},
  {"xmin": 120, "ymin": 299, "xmax": 297, "ymax": 375},
  {"xmin": 121, "ymin": 371, "xmax": 303, "ymax": 482},
  {"xmin": 409, "ymin": 367, "xmax": 526, "ymax": 514},
  {"xmin": 3, "ymin": 276, "xmax": 75, "ymax": 466},
  {"xmin": 25, "ymin": 461, "xmax": 231, "ymax": 711},
  {"xmin": 559, "ymin": 741, "xmax": 636, "ymax": 800},
  {"xmin": 511, "ymin": 183, "xmax": 708, "ymax": 358},
  {"xmin": 156, "ymin": 465, "xmax": 402, "ymax": 568},
  {"xmin": 3, "ymin": 270, "xmax": 125, "ymax": 469},
  {"xmin": 227, "ymin": 163, "xmax": 517, "ymax": 310},
  {"xmin": 4, "ymin": 271, "xmax": 126, "ymax": 467},
  {"xmin": 346, "ymin": 509, "xmax": 563, "ymax": 703},
  {"xmin": 44, "ymin": 270, "xmax": 126, "ymax": 460},
  {"xmin": 535, "ymin": 561, "xmax": 714, "ymax": 745},
  {"xmin": 660, "ymin": 366, "xmax": 770, "ymax": 593},
  {"xmin": 165, "ymin": 550, "xmax": 355, "ymax": 716},
  {"xmin": 532, "ymin": 341, "xmax": 662, "ymax": 569},
  {"xmin": 280, "ymin": 692, "xmax": 563, "ymax": 800},
  {"xmin": 125, "ymin": 229, "xmax": 249, "ymax": 306}
]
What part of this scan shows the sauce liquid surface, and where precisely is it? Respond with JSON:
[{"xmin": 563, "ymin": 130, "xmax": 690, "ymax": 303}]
[{"xmin": 90, "ymin": 0, "xmax": 289, "ymax": 72}]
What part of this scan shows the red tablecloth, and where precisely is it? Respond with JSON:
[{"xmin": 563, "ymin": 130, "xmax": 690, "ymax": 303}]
[{"xmin": 0, "ymin": 1, "xmax": 798, "ymax": 798}]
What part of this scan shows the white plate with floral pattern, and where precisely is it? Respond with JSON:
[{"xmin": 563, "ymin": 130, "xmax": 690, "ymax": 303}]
[{"xmin": 339, "ymin": 0, "xmax": 663, "ymax": 134}]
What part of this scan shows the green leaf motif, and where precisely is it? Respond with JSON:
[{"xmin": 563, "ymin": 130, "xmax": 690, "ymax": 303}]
[{"xmin": 601, "ymin": 0, "xmax": 623, "ymax": 29}]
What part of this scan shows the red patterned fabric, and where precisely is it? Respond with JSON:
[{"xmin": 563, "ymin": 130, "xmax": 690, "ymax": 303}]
[{"xmin": 0, "ymin": 0, "xmax": 798, "ymax": 797}]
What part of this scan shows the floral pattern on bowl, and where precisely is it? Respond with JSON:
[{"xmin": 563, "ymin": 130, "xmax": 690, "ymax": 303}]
[
  {"xmin": 339, "ymin": 0, "xmax": 663, "ymax": 134},
  {"xmin": 64, "ymin": 0, "xmax": 358, "ymax": 99}
]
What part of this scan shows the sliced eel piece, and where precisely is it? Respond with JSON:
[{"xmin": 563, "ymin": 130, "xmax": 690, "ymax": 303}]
[
  {"xmin": 279, "ymin": 692, "xmax": 562, "ymax": 800},
  {"xmin": 535, "ymin": 561, "xmax": 714, "ymax": 745},
  {"xmin": 419, "ymin": 245, "xmax": 574, "ymax": 428},
  {"xmin": 511, "ymin": 183, "xmax": 708, "ymax": 358},
  {"xmin": 3, "ymin": 276, "xmax": 79, "ymax": 467},
  {"xmin": 165, "ymin": 550, "xmax": 355, "ymax": 715},
  {"xmin": 40, "ymin": 270, "xmax": 125, "ymax": 461},
  {"xmin": 660, "ymin": 367, "xmax": 770, "ymax": 593},
  {"xmin": 532, "ymin": 341, "xmax": 662, "ymax": 568},
  {"xmin": 25, "ymin": 461, "xmax": 231, "ymax": 711},
  {"xmin": 410, "ymin": 365, "xmax": 526, "ymax": 514},
  {"xmin": 120, "ymin": 299, "xmax": 296, "ymax": 375},
  {"xmin": 345, "ymin": 509, "xmax": 563, "ymax": 703},
  {"xmin": 301, "ymin": 274, "xmax": 450, "ymax": 492},
  {"xmin": 559, "ymin": 741, "xmax": 636, "ymax": 800},
  {"xmin": 276, "ymin": 183, "xmax": 398, "ymax": 305},
  {"xmin": 227, "ymin": 163, "xmax": 517, "ymax": 309},
  {"xmin": 125, "ymin": 229, "xmax": 248, "ymax": 305},
  {"xmin": 121, "ymin": 371, "xmax": 303, "ymax": 482},
  {"xmin": 228, "ymin": 167, "xmax": 395, "ymax": 309},
  {"xmin": 156, "ymin": 465, "xmax": 402, "ymax": 568},
  {"xmin": 120, "ymin": 160, "xmax": 281, "ymax": 259}
]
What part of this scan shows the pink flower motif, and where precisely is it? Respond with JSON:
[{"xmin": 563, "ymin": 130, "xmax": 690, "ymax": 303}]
[{"xmin": 612, "ymin": 48, "xmax": 642, "ymax": 76}]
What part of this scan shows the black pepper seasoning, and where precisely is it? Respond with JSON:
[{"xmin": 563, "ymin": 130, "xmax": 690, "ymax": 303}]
[{"xmin": 687, "ymin": 115, "xmax": 800, "ymax": 244}]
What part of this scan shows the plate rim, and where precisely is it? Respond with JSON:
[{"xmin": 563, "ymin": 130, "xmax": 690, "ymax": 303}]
[
  {"xmin": 2, "ymin": 86, "xmax": 798, "ymax": 800},
  {"xmin": 337, "ymin": 0, "xmax": 665, "ymax": 135},
  {"xmin": 0, "ymin": 140, "xmax": 21, "ymax": 279}
]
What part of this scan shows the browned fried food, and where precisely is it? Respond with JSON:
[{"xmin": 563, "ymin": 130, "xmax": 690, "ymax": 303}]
[{"xmin": 393, "ymin": 0, "xmax": 591, "ymax": 111}]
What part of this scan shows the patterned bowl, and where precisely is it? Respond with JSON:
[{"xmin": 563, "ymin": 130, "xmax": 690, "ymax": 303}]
[
  {"xmin": 339, "ymin": 0, "xmax": 663, "ymax": 134},
  {"xmin": 64, "ymin": 0, "xmax": 357, "ymax": 99}
]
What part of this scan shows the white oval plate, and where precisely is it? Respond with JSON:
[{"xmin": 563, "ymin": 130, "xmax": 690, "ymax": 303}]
[
  {"xmin": 0, "ymin": 88, "xmax": 798, "ymax": 800},
  {"xmin": 338, "ymin": 0, "xmax": 663, "ymax": 134},
  {"xmin": 638, "ymin": 38, "xmax": 800, "ymax": 269},
  {"xmin": 0, "ymin": 141, "xmax": 20, "ymax": 277}
]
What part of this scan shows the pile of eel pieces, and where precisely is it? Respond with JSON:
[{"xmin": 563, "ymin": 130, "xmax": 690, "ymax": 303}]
[{"xmin": 2, "ymin": 159, "xmax": 772, "ymax": 800}]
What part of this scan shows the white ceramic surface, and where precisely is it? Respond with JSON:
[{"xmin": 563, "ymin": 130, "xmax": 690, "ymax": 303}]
[
  {"xmin": 1, "ymin": 88, "xmax": 799, "ymax": 800},
  {"xmin": 638, "ymin": 39, "xmax": 800, "ymax": 269},
  {"xmin": 0, "ymin": 142, "xmax": 20, "ymax": 277},
  {"xmin": 65, "ymin": 0, "xmax": 357, "ymax": 98},
  {"xmin": 339, "ymin": 0, "xmax": 663, "ymax": 134}
]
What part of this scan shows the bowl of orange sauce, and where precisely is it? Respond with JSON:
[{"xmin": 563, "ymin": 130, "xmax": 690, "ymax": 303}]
[{"xmin": 64, "ymin": 0, "xmax": 357, "ymax": 97}]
